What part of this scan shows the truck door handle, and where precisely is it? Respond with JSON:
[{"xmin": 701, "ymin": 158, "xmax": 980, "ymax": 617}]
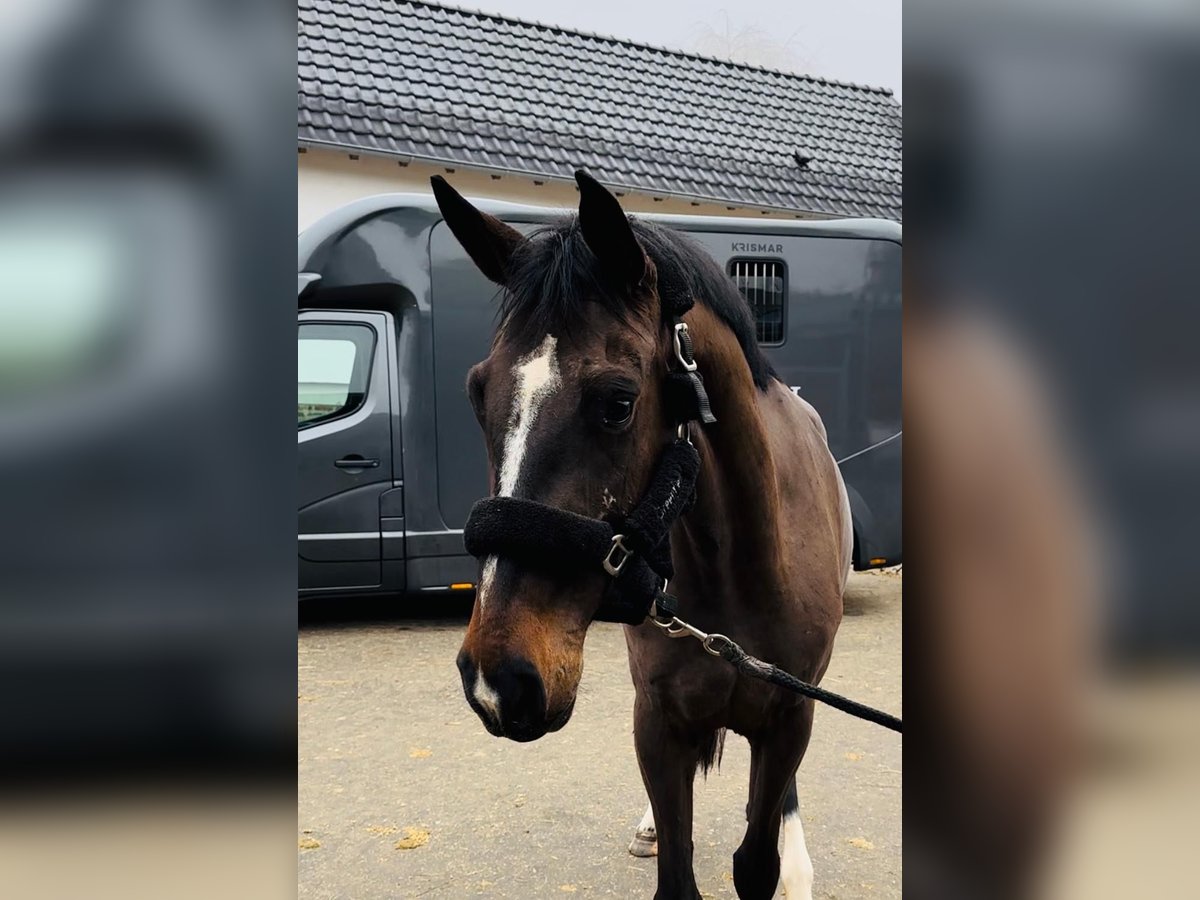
[{"xmin": 334, "ymin": 456, "xmax": 379, "ymax": 469}]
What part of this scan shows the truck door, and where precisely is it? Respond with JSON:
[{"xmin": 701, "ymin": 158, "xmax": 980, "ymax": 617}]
[{"xmin": 297, "ymin": 310, "xmax": 393, "ymax": 592}]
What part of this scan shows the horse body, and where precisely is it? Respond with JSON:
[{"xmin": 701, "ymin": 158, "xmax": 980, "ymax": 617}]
[
  {"xmin": 624, "ymin": 305, "xmax": 850, "ymax": 900},
  {"xmin": 431, "ymin": 172, "xmax": 851, "ymax": 900}
]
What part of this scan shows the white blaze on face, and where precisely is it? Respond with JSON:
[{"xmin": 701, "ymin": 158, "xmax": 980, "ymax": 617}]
[
  {"xmin": 780, "ymin": 808, "xmax": 815, "ymax": 899},
  {"xmin": 497, "ymin": 334, "xmax": 561, "ymax": 496},
  {"xmin": 477, "ymin": 335, "xmax": 561, "ymax": 610}
]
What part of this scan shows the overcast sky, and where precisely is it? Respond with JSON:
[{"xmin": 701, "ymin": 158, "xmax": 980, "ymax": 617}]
[{"xmin": 442, "ymin": 0, "xmax": 901, "ymax": 101}]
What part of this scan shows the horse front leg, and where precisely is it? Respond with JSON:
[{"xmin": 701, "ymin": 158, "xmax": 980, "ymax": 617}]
[
  {"xmin": 734, "ymin": 701, "xmax": 814, "ymax": 900},
  {"xmin": 633, "ymin": 695, "xmax": 702, "ymax": 900}
]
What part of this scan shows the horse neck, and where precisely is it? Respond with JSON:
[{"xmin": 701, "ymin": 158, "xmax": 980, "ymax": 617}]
[{"xmin": 673, "ymin": 303, "xmax": 782, "ymax": 583}]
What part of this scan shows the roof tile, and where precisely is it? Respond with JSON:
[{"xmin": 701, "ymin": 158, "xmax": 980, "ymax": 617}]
[{"xmin": 298, "ymin": 0, "xmax": 901, "ymax": 219}]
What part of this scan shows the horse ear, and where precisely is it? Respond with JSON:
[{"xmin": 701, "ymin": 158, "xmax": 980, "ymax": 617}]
[
  {"xmin": 431, "ymin": 176, "xmax": 525, "ymax": 286},
  {"xmin": 575, "ymin": 170, "xmax": 646, "ymax": 286}
]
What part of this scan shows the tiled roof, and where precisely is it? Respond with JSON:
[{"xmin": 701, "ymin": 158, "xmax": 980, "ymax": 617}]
[{"xmin": 298, "ymin": 0, "xmax": 902, "ymax": 219}]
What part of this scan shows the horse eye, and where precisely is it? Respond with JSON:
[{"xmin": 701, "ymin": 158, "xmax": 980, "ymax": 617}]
[{"xmin": 602, "ymin": 397, "xmax": 634, "ymax": 427}]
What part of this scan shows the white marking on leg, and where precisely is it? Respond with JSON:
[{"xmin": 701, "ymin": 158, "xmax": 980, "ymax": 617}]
[
  {"xmin": 472, "ymin": 672, "xmax": 502, "ymax": 726},
  {"xmin": 628, "ymin": 801, "xmax": 658, "ymax": 857},
  {"xmin": 637, "ymin": 802, "xmax": 655, "ymax": 835},
  {"xmin": 477, "ymin": 335, "xmax": 561, "ymax": 609},
  {"xmin": 780, "ymin": 809, "xmax": 814, "ymax": 900}
]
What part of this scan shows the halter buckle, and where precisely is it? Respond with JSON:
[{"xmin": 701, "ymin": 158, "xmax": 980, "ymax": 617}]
[
  {"xmin": 602, "ymin": 534, "xmax": 633, "ymax": 576},
  {"xmin": 672, "ymin": 322, "xmax": 698, "ymax": 372}
]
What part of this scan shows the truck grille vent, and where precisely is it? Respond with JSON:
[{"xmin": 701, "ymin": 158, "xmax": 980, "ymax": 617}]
[{"xmin": 729, "ymin": 259, "xmax": 786, "ymax": 344}]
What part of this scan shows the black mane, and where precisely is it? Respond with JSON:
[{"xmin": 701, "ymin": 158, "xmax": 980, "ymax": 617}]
[{"xmin": 499, "ymin": 217, "xmax": 778, "ymax": 391}]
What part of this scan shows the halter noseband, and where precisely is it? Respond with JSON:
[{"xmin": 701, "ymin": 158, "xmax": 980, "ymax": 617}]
[{"xmin": 462, "ymin": 278, "xmax": 716, "ymax": 624}]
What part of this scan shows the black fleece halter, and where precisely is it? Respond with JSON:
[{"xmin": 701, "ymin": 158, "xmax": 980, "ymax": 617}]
[{"xmin": 462, "ymin": 273, "xmax": 716, "ymax": 624}]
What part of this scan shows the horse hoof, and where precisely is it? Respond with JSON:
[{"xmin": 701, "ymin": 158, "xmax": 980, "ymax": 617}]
[{"xmin": 628, "ymin": 830, "xmax": 658, "ymax": 857}]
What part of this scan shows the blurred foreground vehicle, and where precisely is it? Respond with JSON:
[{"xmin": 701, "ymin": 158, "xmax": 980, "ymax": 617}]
[
  {"xmin": 0, "ymin": 0, "xmax": 294, "ymax": 771},
  {"xmin": 905, "ymin": 1, "xmax": 1200, "ymax": 897}
]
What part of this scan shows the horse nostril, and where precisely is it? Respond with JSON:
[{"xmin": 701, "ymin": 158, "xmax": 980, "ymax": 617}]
[
  {"xmin": 456, "ymin": 649, "xmax": 475, "ymax": 683},
  {"xmin": 456, "ymin": 651, "xmax": 478, "ymax": 701},
  {"xmin": 493, "ymin": 656, "xmax": 547, "ymax": 739}
]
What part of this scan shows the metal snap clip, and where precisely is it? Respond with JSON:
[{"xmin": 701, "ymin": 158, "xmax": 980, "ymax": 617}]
[
  {"xmin": 603, "ymin": 534, "xmax": 633, "ymax": 576},
  {"xmin": 702, "ymin": 633, "xmax": 733, "ymax": 657},
  {"xmin": 672, "ymin": 322, "xmax": 698, "ymax": 372}
]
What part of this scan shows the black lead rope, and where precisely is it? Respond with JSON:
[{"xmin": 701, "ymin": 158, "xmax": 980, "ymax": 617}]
[
  {"xmin": 718, "ymin": 639, "xmax": 903, "ymax": 734},
  {"xmin": 650, "ymin": 596, "xmax": 903, "ymax": 734}
]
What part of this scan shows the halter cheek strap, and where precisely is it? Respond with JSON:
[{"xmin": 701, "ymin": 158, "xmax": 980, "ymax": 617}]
[
  {"xmin": 660, "ymin": 275, "xmax": 716, "ymax": 428},
  {"xmin": 462, "ymin": 273, "xmax": 714, "ymax": 625}
]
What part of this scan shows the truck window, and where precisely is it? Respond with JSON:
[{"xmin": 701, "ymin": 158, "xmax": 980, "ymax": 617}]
[
  {"xmin": 729, "ymin": 259, "xmax": 787, "ymax": 345},
  {"xmin": 297, "ymin": 322, "xmax": 375, "ymax": 428}
]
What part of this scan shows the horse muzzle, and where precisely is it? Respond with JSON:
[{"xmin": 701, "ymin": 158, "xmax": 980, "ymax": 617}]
[{"xmin": 457, "ymin": 650, "xmax": 571, "ymax": 742}]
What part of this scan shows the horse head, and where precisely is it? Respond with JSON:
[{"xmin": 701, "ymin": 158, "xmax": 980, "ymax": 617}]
[{"xmin": 433, "ymin": 171, "xmax": 679, "ymax": 741}]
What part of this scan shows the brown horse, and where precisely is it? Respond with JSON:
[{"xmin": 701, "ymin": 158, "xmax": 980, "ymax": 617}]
[{"xmin": 433, "ymin": 172, "xmax": 852, "ymax": 900}]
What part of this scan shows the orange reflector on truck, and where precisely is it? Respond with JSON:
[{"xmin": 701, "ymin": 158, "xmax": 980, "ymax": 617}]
[
  {"xmin": 450, "ymin": 583, "xmax": 474, "ymax": 590},
  {"xmin": 869, "ymin": 558, "xmax": 887, "ymax": 566}
]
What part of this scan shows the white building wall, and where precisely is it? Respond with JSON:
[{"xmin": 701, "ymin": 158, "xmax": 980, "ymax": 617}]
[{"xmin": 298, "ymin": 147, "xmax": 822, "ymax": 232}]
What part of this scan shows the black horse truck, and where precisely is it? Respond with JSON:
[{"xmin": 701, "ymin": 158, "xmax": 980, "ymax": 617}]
[{"xmin": 298, "ymin": 193, "xmax": 901, "ymax": 599}]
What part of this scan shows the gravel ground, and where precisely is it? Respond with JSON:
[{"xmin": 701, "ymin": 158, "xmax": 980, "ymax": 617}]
[{"xmin": 298, "ymin": 570, "xmax": 901, "ymax": 899}]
